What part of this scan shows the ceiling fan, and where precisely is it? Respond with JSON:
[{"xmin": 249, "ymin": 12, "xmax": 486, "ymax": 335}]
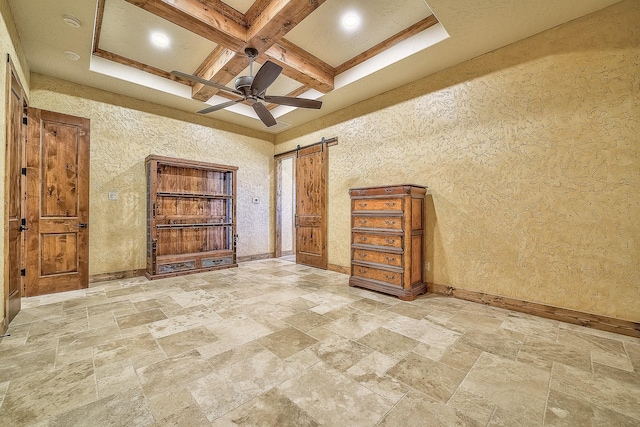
[{"xmin": 172, "ymin": 47, "xmax": 322, "ymax": 127}]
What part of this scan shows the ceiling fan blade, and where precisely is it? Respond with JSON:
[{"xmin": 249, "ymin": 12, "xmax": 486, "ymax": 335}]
[
  {"xmin": 171, "ymin": 70, "xmax": 242, "ymax": 96},
  {"xmin": 197, "ymin": 98, "xmax": 244, "ymax": 114},
  {"xmin": 252, "ymin": 102, "xmax": 277, "ymax": 127},
  {"xmin": 263, "ymin": 96, "xmax": 322, "ymax": 109},
  {"xmin": 250, "ymin": 61, "xmax": 282, "ymax": 96}
]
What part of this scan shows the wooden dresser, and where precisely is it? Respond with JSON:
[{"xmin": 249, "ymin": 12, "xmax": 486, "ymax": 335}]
[
  {"xmin": 349, "ymin": 185, "xmax": 427, "ymax": 300},
  {"xmin": 146, "ymin": 155, "xmax": 238, "ymax": 279}
]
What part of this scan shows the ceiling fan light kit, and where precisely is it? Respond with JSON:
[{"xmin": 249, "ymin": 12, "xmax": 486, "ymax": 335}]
[{"xmin": 173, "ymin": 47, "xmax": 322, "ymax": 127}]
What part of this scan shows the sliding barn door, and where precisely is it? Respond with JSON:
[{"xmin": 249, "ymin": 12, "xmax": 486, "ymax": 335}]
[
  {"xmin": 25, "ymin": 109, "xmax": 90, "ymax": 297},
  {"xmin": 295, "ymin": 144, "xmax": 328, "ymax": 269}
]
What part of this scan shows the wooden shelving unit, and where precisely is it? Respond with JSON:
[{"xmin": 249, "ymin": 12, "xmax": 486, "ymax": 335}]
[{"xmin": 146, "ymin": 155, "xmax": 238, "ymax": 279}]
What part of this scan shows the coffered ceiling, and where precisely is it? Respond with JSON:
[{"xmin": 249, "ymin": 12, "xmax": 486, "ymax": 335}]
[{"xmin": 7, "ymin": 0, "xmax": 622, "ymax": 134}]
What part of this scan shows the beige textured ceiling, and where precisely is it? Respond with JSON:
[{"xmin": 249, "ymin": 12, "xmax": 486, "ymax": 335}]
[{"xmin": 7, "ymin": 0, "xmax": 624, "ymax": 134}]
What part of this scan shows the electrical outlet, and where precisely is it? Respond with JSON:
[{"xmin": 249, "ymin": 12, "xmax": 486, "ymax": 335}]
[
  {"xmin": 108, "ymin": 192, "xmax": 118, "ymax": 200},
  {"xmin": 425, "ymin": 262, "xmax": 430, "ymax": 271}
]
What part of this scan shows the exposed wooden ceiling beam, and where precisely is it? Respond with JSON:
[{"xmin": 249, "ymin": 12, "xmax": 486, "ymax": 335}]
[
  {"xmin": 265, "ymin": 39, "xmax": 334, "ymax": 93},
  {"xmin": 93, "ymin": 48, "xmax": 192, "ymax": 85},
  {"xmin": 92, "ymin": 0, "xmax": 107, "ymax": 54},
  {"xmin": 199, "ymin": 0, "xmax": 246, "ymax": 26},
  {"xmin": 335, "ymin": 15, "xmax": 439, "ymax": 75},
  {"xmin": 191, "ymin": 0, "xmax": 331, "ymax": 100},
  {"xmin": 123, "ymin": 0, "xmax": 247, "ymax": 52},
  {"xmin": 191, "ymin": 46, "xmax": 241, "ymax": 101}
]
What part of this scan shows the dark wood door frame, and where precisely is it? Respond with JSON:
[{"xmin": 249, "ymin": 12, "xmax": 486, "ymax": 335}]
[{"xmin": 3, "ymin": 55, "xmax": 27, "ymax": 331}]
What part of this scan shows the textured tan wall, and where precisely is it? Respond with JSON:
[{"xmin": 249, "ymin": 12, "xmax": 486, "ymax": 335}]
[
  {"xmin": 276, "ymin": 1, "xmax": 640, "ymax": 321},
  {"xmin": 30, "ymin": 76, "xmax": 275, "ymax": 275},
  {"xmin": 0, "ymin": 0, "xmax": 30, "ymax": 324}
]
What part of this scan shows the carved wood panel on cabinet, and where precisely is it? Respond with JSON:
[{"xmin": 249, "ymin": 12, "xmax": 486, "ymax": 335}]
[
  {"xmin": 349, "ymin": 185, "xmax": 427, "ymax": 301},
  {"xmin": 146, "ymin": 155, "xmax": 238, "ymax": 279}
]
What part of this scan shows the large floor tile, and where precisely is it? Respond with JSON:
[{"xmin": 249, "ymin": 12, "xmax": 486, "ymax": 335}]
[
  {"xmin": 550, "ymin": 362, "xmax": 640, "ymax": 420},
  {"xmin": 544, "ymin": 388, "xmax": 639, "ymax": 426},
  {"xmin": 137, "ymin": 350, "xmax": 214, "ymax": 397},
  {"xmin": 1, "ymin": 360, "xmax": 97, "ymax": 425},
  {"xmin": 387, "ymin": 352, "xmax": 466, "ymax": 402},
  {"xmin": 48, "ymin": 388, "xmax": 154, "ymax": 427},
  {"xmin": 211, "ymin": 388, "xmax": 320, "ymax": 427},
  {"xmin": 379, "ymin": 389, "xmax": 484, "ymax": 427},
  {"xmin": 457, "ymin": 352, "xmax": 551, "ymax": 423},
  {"xmin": 278, "ymin": 364, "xmax": 394, "ymax": 427},
  {"xmin": 190, "ymin": 349, "xmax": 297, "ymax": 421},
  {"xmin": 258, "ymin": 327, "xmax": 318, "ymax": 359}
]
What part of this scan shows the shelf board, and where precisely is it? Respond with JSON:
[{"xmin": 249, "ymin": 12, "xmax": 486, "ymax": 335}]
[
  {"xmin": 156, "ymin": 191, "xmax": 233, "ymax": 199},
  {"xmin": 156, "ymin": 250, "xmax": 233, "ymax": 262},
  {"xmin": 156, "ymin": 222, "xmax": 233, "ymax": 229}
]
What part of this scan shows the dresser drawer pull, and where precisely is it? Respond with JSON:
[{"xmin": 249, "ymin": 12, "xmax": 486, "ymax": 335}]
[
  {"xmin": 358, "ymin": 203, "xmax": 368, "ymax": 208},
  {"xmin": 384, "ymin": 274, "xmax": 397, "ymax": 281},
  {"xmin": 385, "ymin": 238, "xmax": 397, "ymax": 245},
  {"xmin": 357, "ymin": 236, "xmax": 368, "ymax": 243},
  {"xmin": 358, "ymin": 252, "xmax": 367, "ymax": 258},
  {"xmin": 385, "ymin": 256, "xmax": 397, "ymax": 263},
  {"xmin": 357, "ymin": 268, "xmax": 367, "ymax": 274},
  {"xmin": 384, "ymin": 188, "xmax": 394, "ymax": 193},
  {"xmin": 358, "ymin": 219, "xmax": 368, "ymax": 226},
  {"xmin": 385, "ymin": 202, "xmax": 397, "ymax": 208},
  {"xmin": 385, "ymin": 220, "xmax": 396, "ymax": 226}
]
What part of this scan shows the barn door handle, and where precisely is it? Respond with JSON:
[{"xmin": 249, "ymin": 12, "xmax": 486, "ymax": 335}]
[
  {"xmin": 78, "ymin": 223, "xmax": 88, "ymax": 228},
  {"xmin": 20, "ymin": 218, "xmax": 28, "ymax": 232}
]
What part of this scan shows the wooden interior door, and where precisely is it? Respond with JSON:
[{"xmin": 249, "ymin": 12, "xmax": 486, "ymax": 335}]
[
  {"xmin": 25, "ymin": 109, "xmax": 90, "ymax": 297},
  {"xmin": 4, "ymin": 60, "xmax": 27, "ymax": 324},
  {"xmin": 295, "ymin": 144, "xmax": 328, "ymax": 269}
]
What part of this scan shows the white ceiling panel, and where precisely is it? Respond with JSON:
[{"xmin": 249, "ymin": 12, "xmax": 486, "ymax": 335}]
[
  {"xmin": 221, "ymin": 0, "xmax": 255, "ymax": 14},
  {"xmin": 99, "ymin": 0, "xmax": 217, "ymax": 74},
  {"xmin": 284, "ymin": 0, "xmax": 433, "ymax": 68}
]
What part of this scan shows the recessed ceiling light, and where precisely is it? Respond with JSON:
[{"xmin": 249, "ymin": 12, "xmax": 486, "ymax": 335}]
[
  {"xmin": 64, "ymin": 51, "xmax": 80, "ymax": 61},
  {"xmin": 63, "ymin": 14, "xmax": 81, "ymax": 28},
  {"xmin": 342, "ymin": 12, "xmax": 360, "ymax": 30},
  {"xmin": 151, "ymin": 33, "xmax": 170, "ymax": 48}
]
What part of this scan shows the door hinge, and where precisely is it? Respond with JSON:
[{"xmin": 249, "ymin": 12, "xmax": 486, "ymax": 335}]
[
  {"xmin": 20, "ymin": 268, "xmax": 26, "ymax": 277},
  {"xmin": 22, "ymin": 116, "xmax": 27, "ymax": 125},
  {"xmin": 21, "ymin": 167, "xmax": 26, "ymax": 176}
]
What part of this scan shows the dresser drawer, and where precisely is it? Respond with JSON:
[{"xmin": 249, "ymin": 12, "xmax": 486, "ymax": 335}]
[
  {"xmin": 353, "ymin": 248, "xmax": 402, "ymax": 267},
  {"xmin": 352, "ymin": 232, "xmax": 402, "ymax": 248},
  {"xmin": 352, "ymin": 216, "xmax": 402, "ymax": 230},
  {"xmin": 352, "ymin": 198, "xmax": 402, "ymax": 212},
  {"xmin": 352, "ymin": 265, "xmax": 402, "ymax": 286}
]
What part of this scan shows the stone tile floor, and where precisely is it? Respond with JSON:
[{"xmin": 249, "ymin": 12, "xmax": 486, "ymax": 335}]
[{"xmin": 1, "ymin": 258, "xmax": 639, "ymax": 426}]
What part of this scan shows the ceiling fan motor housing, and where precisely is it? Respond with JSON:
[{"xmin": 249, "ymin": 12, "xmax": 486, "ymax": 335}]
[{"xmin": 235, "ymin": 75, "xmax": 253, "ymax": 95}]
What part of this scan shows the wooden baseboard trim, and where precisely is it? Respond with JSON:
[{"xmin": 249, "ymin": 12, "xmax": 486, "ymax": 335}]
[
  {"xmin": 428, "ymin": 283, "xmax": 640, "ymax": 339},
  {"xmin": 237, "ymin": 253, "xmax": 275, "ymax": 263},
  {"xmin": 89, "ymin": 269, "xmax": 146, "ymax": 283},
  {"xmin": 328, "ymin": 264, "xmax": 349, "ymax": 274},
  {"xmin": 281, "ymin": 250, "xmax": 294, "ymax": 256}
]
